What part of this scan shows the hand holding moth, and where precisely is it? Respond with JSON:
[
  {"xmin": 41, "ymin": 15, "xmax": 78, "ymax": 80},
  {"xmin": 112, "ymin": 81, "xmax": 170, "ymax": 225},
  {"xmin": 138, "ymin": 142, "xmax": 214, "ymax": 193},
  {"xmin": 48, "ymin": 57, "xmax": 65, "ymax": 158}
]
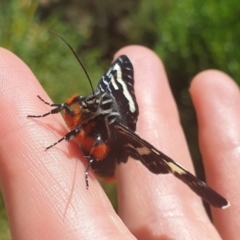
[{"xmin": 0, "ymin": 46, "xmax": 238, "ymax": 239}]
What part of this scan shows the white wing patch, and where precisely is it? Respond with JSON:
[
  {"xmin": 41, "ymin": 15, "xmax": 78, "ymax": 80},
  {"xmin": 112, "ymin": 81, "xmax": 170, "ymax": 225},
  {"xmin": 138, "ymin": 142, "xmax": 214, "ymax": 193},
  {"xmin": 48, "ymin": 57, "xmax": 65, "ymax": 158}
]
[
  {"xmin": 165, "ymin": 162, "xmax": 186, "ymax": 175},
  {"xmin": 126, "ymin": 143, "xmax": 151, "ymax": 155},
  {"xmin": 110, "ymin": 75, "xmax": 119, "ymax": 90},
  {"xmin": 112, "ymin": 64, "xmax": 136, "ymax": 113}
]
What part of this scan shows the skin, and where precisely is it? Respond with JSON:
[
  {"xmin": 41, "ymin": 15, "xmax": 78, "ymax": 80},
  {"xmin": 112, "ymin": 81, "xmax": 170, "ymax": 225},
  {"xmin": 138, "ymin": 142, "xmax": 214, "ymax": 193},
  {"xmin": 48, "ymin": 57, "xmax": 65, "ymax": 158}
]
[{"xmin": 0, "ymin": 46, "xmax": 239, "ymax": 239}]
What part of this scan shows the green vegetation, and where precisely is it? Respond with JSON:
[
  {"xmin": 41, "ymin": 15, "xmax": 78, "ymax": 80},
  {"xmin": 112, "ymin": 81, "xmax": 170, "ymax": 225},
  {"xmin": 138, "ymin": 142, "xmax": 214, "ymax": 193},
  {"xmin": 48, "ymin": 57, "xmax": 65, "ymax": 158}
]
[{"xmin": 0, "ymin": 0, "xmax": 239, "ymax": 237}]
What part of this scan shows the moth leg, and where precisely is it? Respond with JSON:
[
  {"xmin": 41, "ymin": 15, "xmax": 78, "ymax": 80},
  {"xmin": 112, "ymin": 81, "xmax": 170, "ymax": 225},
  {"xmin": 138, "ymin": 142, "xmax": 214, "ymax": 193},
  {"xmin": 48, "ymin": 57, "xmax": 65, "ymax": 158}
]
[
  {"xmin": 85, "ymin": 135, "xmax": 108, "ymax": 189},
  {"xmin": 84, "ymin": 156, "xmax": 94, "ymax": 189},
  {"xmin": 27, "ymin": 95, "xmax": 73, "ymax": 118},
  {"xmin": 46, "ymin": 125, "xmax": 83, "ymax": 150}
]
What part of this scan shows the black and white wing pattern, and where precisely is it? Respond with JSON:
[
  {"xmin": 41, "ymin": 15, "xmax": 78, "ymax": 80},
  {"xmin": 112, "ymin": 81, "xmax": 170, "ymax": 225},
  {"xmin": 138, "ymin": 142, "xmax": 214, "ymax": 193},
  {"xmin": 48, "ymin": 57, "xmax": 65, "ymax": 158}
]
[
  {"xmin": 97, "ymin": 55, "xmax": 139, "ymax": 131},
  {"xmin": 114, "ymin": 122, "xmax": 230, "ymax": 209}
]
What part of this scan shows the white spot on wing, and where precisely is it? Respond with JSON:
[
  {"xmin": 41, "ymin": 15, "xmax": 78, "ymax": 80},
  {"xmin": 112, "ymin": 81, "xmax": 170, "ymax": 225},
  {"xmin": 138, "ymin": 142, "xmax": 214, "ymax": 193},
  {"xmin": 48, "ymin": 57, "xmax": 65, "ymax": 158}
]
[
  {"xmin": 222, "ymin": 201, "xmax": 231, "ymax": 209},
  {"xmin": 137, "ymin": 146, "xmax": 151, "ymax": 155},
  {"xmin": 112, "ymin": 64, "xmax": 136, "ymax": 113},
  {"xmin": 102, "ymin": 77, "xmax": 108, "ymax": 85},
  {"xmin": 106, "ymin": 68, "xmax": 112, "ymax": 77},
  {"xmin": 151, "ymin": 148, "xmax": 160, "ymax": 155},
  {"xmin": 126, "ymin": 143, "xmax": 151, "ymax": 155},
  {"xmin": 99, "ymin": 84, "xmax": 104, "ymax": 91},
  {"xmin": 166, "ymin": 162, "xmax": 186, "ymax": 175},
  {"xmin": 110, "ymin": 75, "xmax": 119, "ymax": 90}
]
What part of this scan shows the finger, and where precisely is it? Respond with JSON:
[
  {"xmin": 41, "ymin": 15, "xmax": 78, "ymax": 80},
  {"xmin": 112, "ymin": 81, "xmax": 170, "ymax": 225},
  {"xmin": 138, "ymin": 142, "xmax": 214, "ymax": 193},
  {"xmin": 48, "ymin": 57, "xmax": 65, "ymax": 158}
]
[
  {"xmin": 115, "ymin": 46, "xmax": 222, "ymax": 239},
  {"xmin": 190, "ymin": 70, "xmax": 240, "ymax": 239},
  {"xmin": 0, "ymin": 48, "xmax": 135, "ymax": 239}
]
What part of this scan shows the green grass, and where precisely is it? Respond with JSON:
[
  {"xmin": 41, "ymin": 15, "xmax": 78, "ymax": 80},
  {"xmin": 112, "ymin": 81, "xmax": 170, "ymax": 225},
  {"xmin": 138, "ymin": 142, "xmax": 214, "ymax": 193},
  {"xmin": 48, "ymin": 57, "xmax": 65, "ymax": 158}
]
[{"xmin": 0, "ymin": 193, "xmax": 10, "ymax": 240}]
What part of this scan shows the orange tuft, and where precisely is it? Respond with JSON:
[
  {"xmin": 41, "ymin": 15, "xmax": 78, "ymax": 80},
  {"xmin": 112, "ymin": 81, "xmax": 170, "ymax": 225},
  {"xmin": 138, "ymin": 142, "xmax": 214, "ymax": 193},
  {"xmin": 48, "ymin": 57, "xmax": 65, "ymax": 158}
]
[
  {"xmin": 90, "ymin": 143, "xmax": 109, "ymax": 161},
  {"xmin": 66, "ymin": 94, "xmax": 79, "ymax": 105}
]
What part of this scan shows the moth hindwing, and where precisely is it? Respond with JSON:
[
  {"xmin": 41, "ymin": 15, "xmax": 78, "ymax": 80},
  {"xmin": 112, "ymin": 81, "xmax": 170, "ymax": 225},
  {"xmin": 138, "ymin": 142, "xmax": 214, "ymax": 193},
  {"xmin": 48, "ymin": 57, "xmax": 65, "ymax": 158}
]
[{"xmin": 28, "ymin": 55, "xmax": 230, "ymax": 209}]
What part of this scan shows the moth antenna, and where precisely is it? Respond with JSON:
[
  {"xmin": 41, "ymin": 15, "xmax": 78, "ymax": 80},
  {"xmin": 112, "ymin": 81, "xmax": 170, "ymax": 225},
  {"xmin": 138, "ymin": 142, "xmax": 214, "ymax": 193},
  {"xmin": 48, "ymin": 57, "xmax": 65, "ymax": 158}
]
[{"xmin": 49, "ymin": 29, "xmax": 95, "ymax": 95}]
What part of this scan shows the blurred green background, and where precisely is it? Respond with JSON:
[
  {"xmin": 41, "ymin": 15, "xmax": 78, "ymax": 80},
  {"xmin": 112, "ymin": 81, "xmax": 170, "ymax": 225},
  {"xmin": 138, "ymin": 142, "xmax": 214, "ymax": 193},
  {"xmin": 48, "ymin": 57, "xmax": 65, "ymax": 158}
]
[{"xmin": 0, "ymin": 0, "xmax": 239, "ymax": 238}]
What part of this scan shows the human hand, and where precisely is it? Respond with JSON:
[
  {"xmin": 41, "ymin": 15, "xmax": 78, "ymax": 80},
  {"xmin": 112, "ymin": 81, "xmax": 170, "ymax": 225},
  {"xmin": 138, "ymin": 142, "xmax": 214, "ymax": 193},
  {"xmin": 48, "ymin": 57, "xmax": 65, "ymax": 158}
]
[{"xmin": 0, "ymin": 46, "xmax": 238, "ymax": 239}]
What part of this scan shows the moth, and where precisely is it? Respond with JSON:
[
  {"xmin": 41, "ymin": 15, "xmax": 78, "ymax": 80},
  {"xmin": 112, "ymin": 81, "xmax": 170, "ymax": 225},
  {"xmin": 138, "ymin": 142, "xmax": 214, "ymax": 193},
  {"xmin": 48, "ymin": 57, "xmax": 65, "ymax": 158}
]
[{"xmin": 28, "ymin": 35, "xmax": 230, "ymax": 209}]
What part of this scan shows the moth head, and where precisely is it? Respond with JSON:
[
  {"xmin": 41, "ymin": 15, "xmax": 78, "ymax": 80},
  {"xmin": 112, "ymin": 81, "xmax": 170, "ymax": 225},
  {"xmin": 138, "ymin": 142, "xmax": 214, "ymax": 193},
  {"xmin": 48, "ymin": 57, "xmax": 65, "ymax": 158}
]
[{"xmin": 79, "ymin": 94, "xmax": 100, "ymax": 121}]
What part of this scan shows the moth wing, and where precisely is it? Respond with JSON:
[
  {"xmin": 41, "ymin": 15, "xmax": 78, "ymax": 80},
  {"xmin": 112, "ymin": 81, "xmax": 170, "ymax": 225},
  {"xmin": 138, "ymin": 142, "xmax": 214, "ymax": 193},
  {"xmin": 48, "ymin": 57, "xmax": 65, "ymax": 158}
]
[
  {"xmin": 97, "ymin": 55, "xmax": 139, "ymax": 131},
  {"xmin": 114, "ymin": 122, "xmax": 230, "ymax": 209}
]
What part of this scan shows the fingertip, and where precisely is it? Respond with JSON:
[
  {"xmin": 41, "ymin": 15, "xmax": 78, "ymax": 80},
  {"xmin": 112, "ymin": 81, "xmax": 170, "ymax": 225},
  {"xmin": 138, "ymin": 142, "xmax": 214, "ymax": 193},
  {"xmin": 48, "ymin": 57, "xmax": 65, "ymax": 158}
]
[
  {"xmin": 190, "ymin": 69, "xmax": 239, "ymax": 101},
  {"xmin": 0, "ymin": 47, "xmax": 37, "ymax": 86},
  {"xmin": 115, "ymin": 45, "xmax": 163, "ymax": 64},
  {"xmin": 189, "ymin": 69, "xmax": 240, "ymax": 238},
  {"xmin": 114, "ymin": 45, "xmax": 163, "ymax": 84},
  {"xmin": 190, "ymin": 70, "xmax": 240, "ymax": 130}
]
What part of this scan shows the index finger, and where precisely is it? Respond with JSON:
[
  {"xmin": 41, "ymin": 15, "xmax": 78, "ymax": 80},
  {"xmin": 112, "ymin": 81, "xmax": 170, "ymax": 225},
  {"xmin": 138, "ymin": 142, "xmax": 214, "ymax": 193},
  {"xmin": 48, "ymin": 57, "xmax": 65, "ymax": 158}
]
[{"xmin": 0, "ymin": 48, "xmax": 135, "ymax": 239}]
